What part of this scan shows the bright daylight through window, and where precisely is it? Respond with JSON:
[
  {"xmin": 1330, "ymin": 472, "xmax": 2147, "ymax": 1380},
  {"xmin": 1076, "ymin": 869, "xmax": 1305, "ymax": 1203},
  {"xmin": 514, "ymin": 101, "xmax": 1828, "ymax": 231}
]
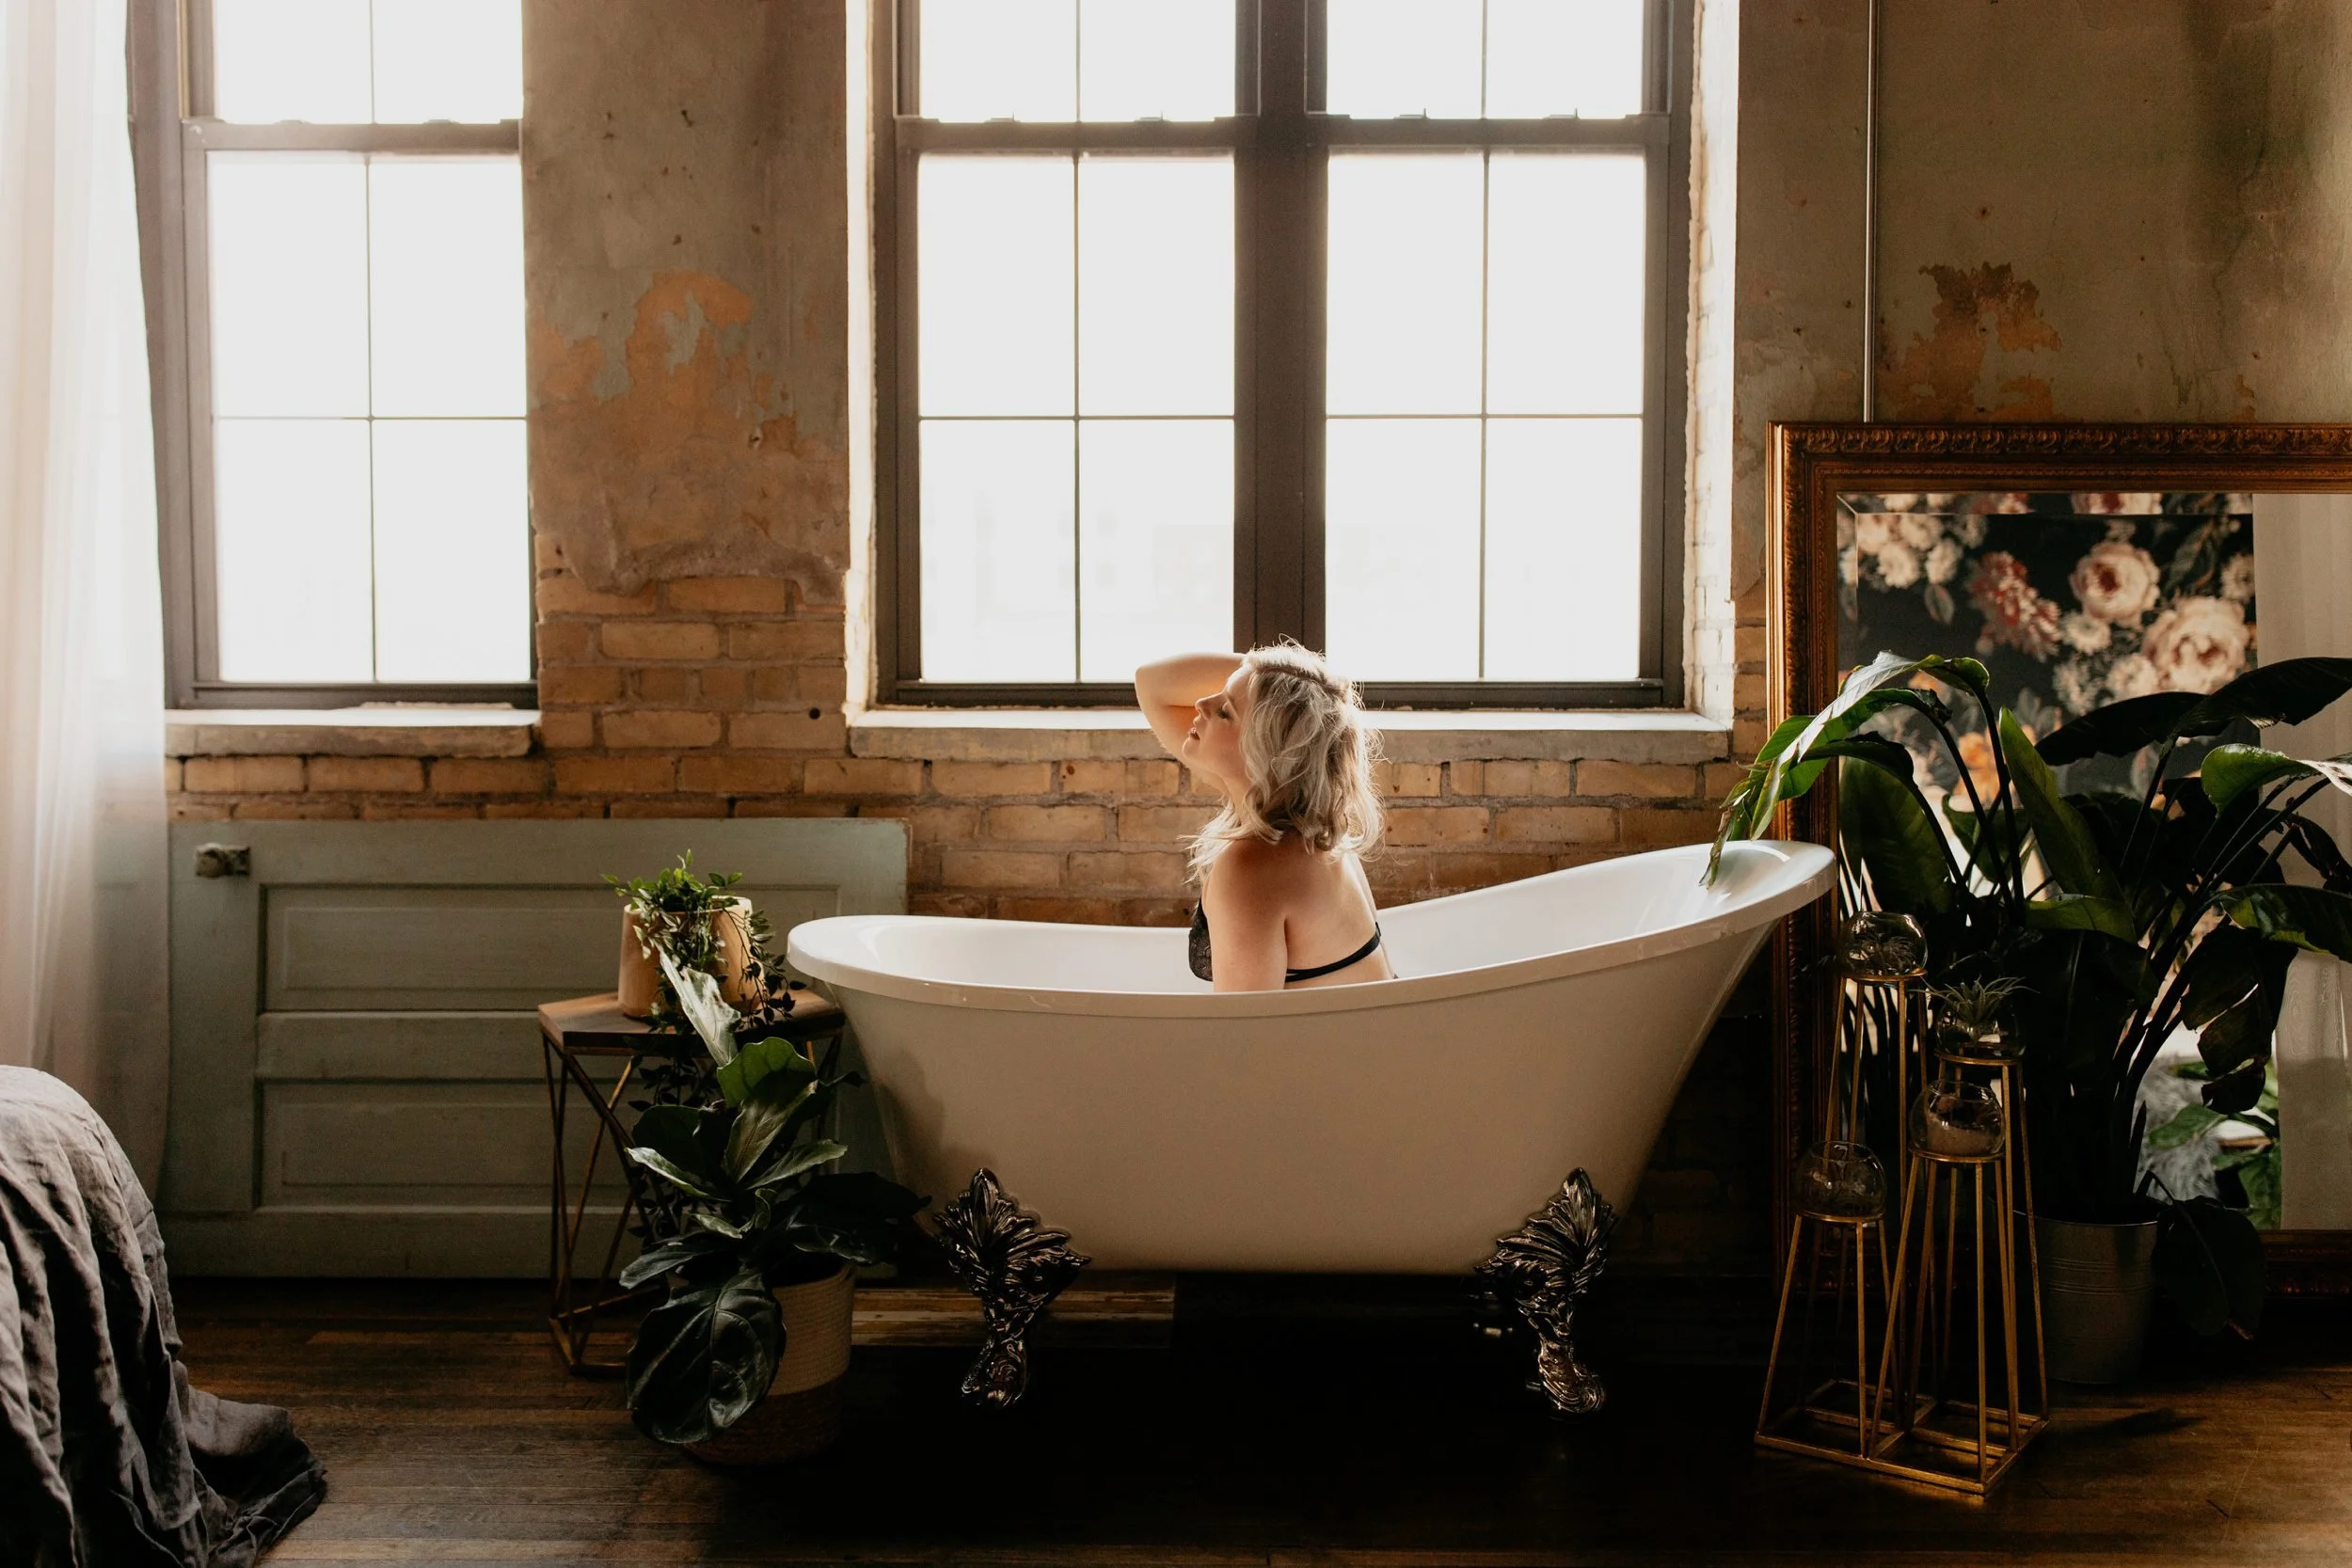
[
  {"xmin": 892, "ymin": 0, "xmax": 1669, "ymax": 701},
  {"xmin": 193, "ymin": 0, "xmax": 527, "ymax": 693}
]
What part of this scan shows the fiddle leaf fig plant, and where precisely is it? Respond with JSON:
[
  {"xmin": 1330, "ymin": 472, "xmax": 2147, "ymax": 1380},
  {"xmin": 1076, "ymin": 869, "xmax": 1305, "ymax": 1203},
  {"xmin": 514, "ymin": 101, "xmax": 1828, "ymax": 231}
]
[
  {"xmin": 620, "ymin": 953, "xmax": 928, "ymax": 1446},
  {"xmin": 1715, "ymin": 654, "xmax": 2352, "ymax": 1338}
]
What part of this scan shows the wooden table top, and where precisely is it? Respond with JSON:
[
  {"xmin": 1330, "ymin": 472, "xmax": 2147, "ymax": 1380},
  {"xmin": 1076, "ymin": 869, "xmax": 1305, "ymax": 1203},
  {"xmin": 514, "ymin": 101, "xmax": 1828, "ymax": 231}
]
[{"xmin": 536, "ymin": 990, "xmax": 846, "ymax": 1053}]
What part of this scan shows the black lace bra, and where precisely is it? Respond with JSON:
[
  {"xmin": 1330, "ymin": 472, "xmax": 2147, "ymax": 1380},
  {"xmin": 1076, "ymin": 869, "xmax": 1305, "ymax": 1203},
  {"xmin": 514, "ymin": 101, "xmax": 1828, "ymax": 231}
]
[{"xmin": 1188, "ymin": 902, "xmax": 1385, "ymax": 986}]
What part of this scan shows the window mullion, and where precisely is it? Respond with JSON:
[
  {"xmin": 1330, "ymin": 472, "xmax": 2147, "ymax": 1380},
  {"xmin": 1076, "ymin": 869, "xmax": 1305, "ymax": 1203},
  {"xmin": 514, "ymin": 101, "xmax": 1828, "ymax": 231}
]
[{"xmin": 1241, "ymin": 0, "xmax": 1316, "ymax": 653}]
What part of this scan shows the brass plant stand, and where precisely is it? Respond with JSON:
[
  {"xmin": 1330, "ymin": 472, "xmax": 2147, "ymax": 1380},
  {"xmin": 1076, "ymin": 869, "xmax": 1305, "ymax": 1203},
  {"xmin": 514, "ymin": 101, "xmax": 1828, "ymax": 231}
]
[
  {"xmin": 1755, "ymin": 1164, "xmax": 1895, "ymax": 1463},
  {"xmin": 1755, "ymin": 919, "xmax": 1921, "ymax": 1465},
  {"xmin": 1865, "ymin": 1038, "xmax": 2047, "ymax": 1495},
  {"xmin": 535, "ymin": 990, "xmax": 846, "ymax": 1373}
]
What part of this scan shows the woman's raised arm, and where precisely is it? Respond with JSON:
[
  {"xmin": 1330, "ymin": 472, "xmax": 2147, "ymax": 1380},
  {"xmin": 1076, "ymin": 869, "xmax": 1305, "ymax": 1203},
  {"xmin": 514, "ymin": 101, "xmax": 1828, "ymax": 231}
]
[{"xmin": 1136, "ymin": 652, "xmax": 1243, "ymax": 761}]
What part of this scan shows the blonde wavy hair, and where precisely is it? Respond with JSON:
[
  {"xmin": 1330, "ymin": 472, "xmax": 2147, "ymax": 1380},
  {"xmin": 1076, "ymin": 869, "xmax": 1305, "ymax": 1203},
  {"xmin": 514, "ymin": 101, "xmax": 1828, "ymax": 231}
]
[{"xmin": 1188, "ymin": 642, "xmax": 1383, "ymax": 879}]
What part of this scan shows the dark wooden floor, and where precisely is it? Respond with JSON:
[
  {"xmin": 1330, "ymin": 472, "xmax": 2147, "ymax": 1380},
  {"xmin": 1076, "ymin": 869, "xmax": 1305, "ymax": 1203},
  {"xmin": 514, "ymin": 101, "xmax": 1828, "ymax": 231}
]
[{"xmin": 176, "ymin": 1275, "xmax": 2352, "ymax": 1566}]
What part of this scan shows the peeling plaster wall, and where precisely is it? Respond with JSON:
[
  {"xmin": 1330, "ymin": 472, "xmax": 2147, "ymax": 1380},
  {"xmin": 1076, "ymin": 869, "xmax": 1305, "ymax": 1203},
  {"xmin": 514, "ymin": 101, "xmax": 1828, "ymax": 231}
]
[
  {"xmin": 1874, "ymin": 0, "xmax": 2352, "ymax": 425},
  {"xmin": 1729, "ymin": 0, "xmax": 1868, "ymax": 595},
  {"xmin": 1729, "ymin": 0, "xmax": 2352, "ymax": 596},
  {"xmin": 525, "ymin": 0, "xmax": 850, "ymax": 596}
]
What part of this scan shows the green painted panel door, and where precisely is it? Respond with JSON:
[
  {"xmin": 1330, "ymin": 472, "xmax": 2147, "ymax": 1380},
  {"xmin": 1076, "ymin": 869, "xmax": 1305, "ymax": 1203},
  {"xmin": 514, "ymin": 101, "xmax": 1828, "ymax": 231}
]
[{"xmin": 164, "ymin": 818, "xmax": 906, "ymax": 1275}]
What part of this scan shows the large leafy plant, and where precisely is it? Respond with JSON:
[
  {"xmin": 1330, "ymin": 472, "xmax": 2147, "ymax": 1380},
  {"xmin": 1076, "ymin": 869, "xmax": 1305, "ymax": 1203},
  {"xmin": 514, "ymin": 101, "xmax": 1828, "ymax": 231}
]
[
  {"xmin": 1715, "ymin": 652, "xmax": 2352, "ymax": 1337},
  {"xmin": 620, "ymin": 952, "xmax": 927, "ymax": 1445}
]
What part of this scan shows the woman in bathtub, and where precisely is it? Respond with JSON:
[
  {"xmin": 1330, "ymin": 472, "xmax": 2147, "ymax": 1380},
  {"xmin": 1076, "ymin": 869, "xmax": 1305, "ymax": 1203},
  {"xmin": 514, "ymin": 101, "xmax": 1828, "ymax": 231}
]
[{"xmin": 1136, "ymin": 646, "xmax": 1393, "ymax": 991}]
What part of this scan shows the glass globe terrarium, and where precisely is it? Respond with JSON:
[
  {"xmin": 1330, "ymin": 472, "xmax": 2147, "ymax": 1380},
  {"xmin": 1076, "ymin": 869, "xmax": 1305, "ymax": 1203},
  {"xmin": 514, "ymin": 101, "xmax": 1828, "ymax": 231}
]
[
  {"xmin": 1931, "ymin": 976, "xmax": 2027, "ymax": 1063},
  {"xmin": 1910, "ymin": 1076, "xmax": 2006, "ymax": 1160},
  {"xmin": 1837, "ymin": 911, "xmax": 1927, "ymax": 980},
  {"xmin": 1793, "ymin": 1139, "xmax": 1888, "ymax": 1221},
  {"xmin": 1935, "ymin": 1018, "xmax": 2023, "ymax": 1064}
]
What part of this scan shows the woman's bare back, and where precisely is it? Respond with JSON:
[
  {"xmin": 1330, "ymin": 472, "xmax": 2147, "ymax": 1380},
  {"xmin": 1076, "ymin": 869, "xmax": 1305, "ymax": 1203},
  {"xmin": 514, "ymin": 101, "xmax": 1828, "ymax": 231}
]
[{"xmin": 1198, "ymin": 834, "xmax": 1391, "ymax": 990}]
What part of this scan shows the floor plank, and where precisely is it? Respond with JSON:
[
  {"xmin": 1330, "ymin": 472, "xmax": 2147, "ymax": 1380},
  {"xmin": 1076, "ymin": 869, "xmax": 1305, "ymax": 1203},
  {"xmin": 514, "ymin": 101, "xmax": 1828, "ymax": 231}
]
[{"xmin": 174, "ymin": 1278, "xmax": 2352, "ymax": 1566}]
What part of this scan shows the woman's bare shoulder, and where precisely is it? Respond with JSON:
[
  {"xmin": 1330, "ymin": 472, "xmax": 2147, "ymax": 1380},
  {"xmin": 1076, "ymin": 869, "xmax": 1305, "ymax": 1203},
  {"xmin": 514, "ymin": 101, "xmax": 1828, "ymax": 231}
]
[{"xmin": 1211, "ymin": 834, "xmax": 1317, "ymax": 893}]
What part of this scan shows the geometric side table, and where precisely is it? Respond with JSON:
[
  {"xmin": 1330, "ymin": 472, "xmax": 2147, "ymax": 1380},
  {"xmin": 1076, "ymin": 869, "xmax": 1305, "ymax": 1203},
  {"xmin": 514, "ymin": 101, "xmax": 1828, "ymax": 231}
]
[{"xmin": 535, "ymin": 990, "xmax": 847, "ymax": 1375}]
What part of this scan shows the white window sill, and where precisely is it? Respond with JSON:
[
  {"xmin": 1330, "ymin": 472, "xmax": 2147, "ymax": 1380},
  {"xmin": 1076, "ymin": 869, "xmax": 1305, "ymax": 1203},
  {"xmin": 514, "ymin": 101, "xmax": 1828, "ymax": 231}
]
[
  {"xmin": 165, "ymin": 707, "xmax": 539, "ymax": 758},
  {"xmin": 849, "ymin": 706, "xmax": 1729, "ymax": 764}
]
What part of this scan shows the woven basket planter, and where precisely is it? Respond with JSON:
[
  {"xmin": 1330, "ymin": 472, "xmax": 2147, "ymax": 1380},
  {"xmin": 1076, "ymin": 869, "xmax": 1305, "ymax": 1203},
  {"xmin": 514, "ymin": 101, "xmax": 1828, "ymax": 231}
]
[{"xmin": 685, "ymin": 1264, "xmax": 855, "ymax": 1465}]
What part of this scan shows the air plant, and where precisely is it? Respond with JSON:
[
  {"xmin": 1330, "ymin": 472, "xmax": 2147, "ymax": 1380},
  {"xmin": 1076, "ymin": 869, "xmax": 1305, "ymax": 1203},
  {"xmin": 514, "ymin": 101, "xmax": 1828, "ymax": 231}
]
[{"xmin": 1930, "ymin": 975, "xmax": 2028, "ymax": 1052}]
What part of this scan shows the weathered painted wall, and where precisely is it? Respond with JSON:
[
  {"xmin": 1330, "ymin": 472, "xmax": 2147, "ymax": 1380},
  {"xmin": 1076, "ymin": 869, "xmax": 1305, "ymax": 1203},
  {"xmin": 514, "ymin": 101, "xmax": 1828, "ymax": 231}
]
[
  {"xmin": 1728, "ymin": 0, "xmax": 2352, "ymax": 595},
  {"xmin": 525, "ymin": 0, "xmax": 851, "ymax": 596},
  {"xmin": 171, "ymin": 0, "xmax": 2352, "ymax": 1276}
]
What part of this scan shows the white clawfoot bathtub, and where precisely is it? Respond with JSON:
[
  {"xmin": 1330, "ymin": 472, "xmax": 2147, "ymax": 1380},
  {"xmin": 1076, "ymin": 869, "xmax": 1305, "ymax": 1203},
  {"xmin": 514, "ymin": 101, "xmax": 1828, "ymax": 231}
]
[{"xmin": 788, "ymin": 840, "xmax": 1833, "ymax": 1273}]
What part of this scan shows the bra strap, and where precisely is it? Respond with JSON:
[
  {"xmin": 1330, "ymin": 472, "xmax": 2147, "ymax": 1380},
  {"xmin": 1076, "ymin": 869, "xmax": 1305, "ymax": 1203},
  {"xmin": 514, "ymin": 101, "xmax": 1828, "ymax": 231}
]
[{"xmin": 1283, "ymin": 924, "xmax": 1384, "ymax": 983}]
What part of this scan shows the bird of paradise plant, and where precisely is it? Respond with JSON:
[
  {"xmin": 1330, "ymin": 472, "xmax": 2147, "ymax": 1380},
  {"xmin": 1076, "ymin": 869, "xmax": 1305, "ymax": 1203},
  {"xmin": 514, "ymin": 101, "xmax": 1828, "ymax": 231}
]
[{"xmin": 1713, "ymin": 651, "xmax": 2352, "ymax": 1337}]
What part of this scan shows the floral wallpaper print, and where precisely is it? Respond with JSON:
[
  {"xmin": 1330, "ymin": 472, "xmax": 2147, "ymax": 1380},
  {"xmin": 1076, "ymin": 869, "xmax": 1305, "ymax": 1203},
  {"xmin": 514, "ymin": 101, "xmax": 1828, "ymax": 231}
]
[
  {"xmin": 1840, "ymin": 492, "xmax": 2267, "ymax": 1221},
  {"xmin": 1838, "ymin": 492, "xmax": 2257, "ymax": 798}
]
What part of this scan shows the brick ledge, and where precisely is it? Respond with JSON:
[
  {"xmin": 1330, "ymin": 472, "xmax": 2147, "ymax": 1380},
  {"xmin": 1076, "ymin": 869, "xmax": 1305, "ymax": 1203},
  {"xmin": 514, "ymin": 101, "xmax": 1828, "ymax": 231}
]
[
  {"xmin": 850, "ymin": 707, "xmax": 1731, "ymax": 766},
  {"xmin": 166, "ymin": 708, "xmax": 538, "ymax": 759}
]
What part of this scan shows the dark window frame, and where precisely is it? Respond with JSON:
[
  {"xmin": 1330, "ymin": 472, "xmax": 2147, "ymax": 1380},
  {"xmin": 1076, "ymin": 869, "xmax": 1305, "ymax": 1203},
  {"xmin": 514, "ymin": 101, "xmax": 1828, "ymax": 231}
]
[
  {"xmin": 130, "ymin": 0, "xmax": 535, "ymax": 710},
  {"xmin": 873, "ymin": 0, "xmax": 1691, "ymax": 709}
]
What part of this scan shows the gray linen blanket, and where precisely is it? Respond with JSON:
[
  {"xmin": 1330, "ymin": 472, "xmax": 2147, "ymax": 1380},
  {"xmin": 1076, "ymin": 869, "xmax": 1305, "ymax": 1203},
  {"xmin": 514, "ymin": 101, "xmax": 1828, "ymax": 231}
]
[{"xmin": 0, "ymin": 1067, "xmax": 324, "ymax": 1566}]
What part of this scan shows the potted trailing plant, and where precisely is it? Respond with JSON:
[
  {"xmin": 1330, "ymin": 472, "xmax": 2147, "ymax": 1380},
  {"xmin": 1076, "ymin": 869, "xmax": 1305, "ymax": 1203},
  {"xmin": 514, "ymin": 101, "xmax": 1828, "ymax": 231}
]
[
  {"xmin": 619, "ymin": 950, "xmax": 927, "ymax": 1461},
  {"xmin": 609, "ymin": 853, "xmax": 776, "ymax": 1019},
  {"xmin": 1715, "ymin": 651, "xmax": 2352, "ymax": 1379}
]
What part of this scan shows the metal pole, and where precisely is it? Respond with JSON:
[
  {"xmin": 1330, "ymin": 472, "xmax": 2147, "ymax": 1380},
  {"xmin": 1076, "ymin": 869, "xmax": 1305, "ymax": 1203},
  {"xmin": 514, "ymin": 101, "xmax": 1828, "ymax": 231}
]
[{"xmin": 1862, "ymin": 0, "xmax": 1883, "ymax": 421}]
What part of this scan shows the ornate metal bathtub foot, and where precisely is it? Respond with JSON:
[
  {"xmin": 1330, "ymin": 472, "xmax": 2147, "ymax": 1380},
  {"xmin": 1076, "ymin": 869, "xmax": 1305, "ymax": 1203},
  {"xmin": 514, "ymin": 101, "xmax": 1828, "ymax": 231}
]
[
  {"xmin": 930, "ymin": 1168, "xmax": 1089, "ymax": 1408},
  {"xmin": 1475, "ymin": 1168, "xmax": 1619, "ymax": 1416}
]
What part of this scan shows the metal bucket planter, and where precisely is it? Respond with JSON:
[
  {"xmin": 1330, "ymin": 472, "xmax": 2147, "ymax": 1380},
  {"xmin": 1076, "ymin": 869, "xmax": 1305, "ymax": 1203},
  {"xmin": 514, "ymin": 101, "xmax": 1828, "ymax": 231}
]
[
  {"xmin": 2035, "ymin": 1215, "xmax": 2160, "ymax": 1386},
  {"xmin": 686, "ymin": 1265, "xmax": 855, "ymax": 1465}
]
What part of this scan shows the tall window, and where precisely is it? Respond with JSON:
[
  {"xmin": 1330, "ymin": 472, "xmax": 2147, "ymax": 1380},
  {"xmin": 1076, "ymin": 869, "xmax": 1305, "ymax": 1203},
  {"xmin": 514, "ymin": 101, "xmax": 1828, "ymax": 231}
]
[
  {"xmin": 878, "ymin": 0, "xmax": 1684, "ymax": 706},
  {"xmin": 136, "ymin": 0, "xmax": 531, "ymax": 707}
]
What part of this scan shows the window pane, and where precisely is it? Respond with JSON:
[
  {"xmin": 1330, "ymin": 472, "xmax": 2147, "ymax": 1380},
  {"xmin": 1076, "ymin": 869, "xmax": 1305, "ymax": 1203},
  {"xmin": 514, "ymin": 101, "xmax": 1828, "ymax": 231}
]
[
  {"xmin": 1486, "ymin": 0, "xmax": 1645, "ymax": 119},
  {"xmin": 919, "ymin": 156, "xmax": 1074, "ymax": 417},
  {"xmin": 1326, "ymin": 0, "xmax": 1480, "ymax": 119},
  {"xmin": 212, "ymin": 0, "xmax": 371, "ymax": 123},
  {"xmin": 208, "ymin": 154, "xmax": 370, "ymax": 417},
  {"xmin": 370, "ymin": 157, "xmax": 526, "ymax": 417},
  {"xmin": 1078, "ymin": 420, "xmax": 1232, "ymax": 680},
  {"xmin": 919, "ymin": 0, "xmax": 1076, "ymax": 121},
  {"xmin": 1078, "ymin": 0, "xmax": 1232, "ymax": 121},
  {"xmin": 1486, "ymin": 152, "xmax": 1645, "ymax": 415},
  {"xmin": 373, "ymin": 420, "xmax": 531, "ymax": 682},
  {"xmin": 1326, "ymin": 153, "xmax": 1483, "ymax": 416},
  {"xmin": 1485, "ymin": 419, "xmax": 1643, "ymax": 679},
  {"xmin": 1325, "ymin": 419, "xmax": 1480, "ymax": 679},
  {"xmin": 374, "ymin": 0, "xmax": 523, "ymax": 123},
  {"xmin": 921, "ymin": 420, "xmax": 1076, "ymax": 680},
  {"xmin": 215, "ymin": 420, "xmax": 374, "ymax": 681},
  {"xmin": 1078, "ymin": 156, "xmax": 1232, "ymax": 416}
]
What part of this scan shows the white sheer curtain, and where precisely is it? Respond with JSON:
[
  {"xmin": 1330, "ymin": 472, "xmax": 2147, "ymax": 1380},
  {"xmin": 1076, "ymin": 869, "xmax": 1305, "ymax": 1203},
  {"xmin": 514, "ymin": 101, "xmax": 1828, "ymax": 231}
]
[{"xmin": 0, "ymin": 0, "xmax": 171, "ymax": 1184}]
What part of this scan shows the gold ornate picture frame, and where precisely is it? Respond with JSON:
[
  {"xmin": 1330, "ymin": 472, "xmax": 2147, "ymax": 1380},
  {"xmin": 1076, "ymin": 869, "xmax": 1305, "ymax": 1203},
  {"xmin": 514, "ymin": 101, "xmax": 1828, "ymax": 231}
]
[{"xmin": 1766, "ymin": 421, "xmax": 2352, "ymax": 1292}]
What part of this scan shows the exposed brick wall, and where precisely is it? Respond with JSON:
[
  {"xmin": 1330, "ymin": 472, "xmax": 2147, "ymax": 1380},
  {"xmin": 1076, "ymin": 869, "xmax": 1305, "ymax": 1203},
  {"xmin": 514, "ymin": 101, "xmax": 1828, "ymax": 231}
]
[{"xmin": 167, "ymin": 561, "xmax": 1757, "ymax": 923}]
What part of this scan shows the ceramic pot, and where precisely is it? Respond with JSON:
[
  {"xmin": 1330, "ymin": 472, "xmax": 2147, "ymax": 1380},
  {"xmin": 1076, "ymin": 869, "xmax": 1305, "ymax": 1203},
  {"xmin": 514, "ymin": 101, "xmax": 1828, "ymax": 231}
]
[
  {"xmin": 617, "ymin": 909, "xmax": 660, "ymax": 1018},
  {"xmin": 685, "ymin": 1264, "xmax": 855, "ymax": 1465},
  {"xmin": 616, "ymin": 901, "xmax": 757, "ymax": 1019},
  {"xmin": 2036, "ymin": 1214, "xmax": 2160, "ymax": 1385},
  {"xmin": 711, "ymin": 901, "xmax": 758, "ymax": 1007}
]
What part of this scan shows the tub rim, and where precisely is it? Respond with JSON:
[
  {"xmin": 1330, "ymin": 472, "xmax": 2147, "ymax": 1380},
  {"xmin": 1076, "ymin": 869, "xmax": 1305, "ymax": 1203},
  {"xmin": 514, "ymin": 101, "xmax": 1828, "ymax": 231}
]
[{"xmin": 787, "ymin": 840, "xmax": 1833, "ymax": 1021}]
